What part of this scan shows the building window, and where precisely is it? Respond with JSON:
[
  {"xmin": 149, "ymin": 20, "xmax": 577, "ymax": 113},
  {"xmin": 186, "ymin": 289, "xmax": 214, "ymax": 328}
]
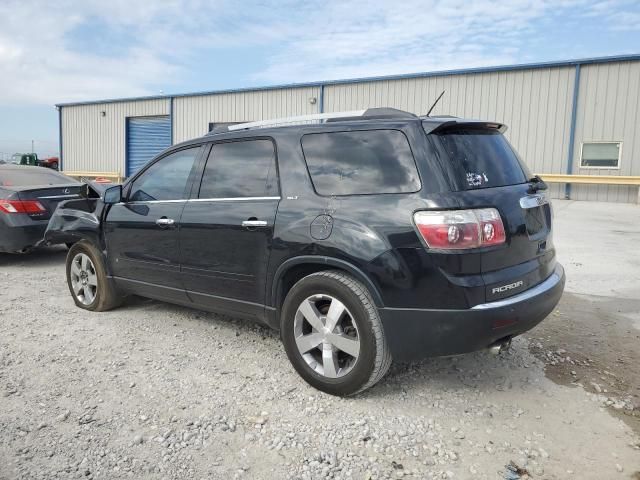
[{"xmin": 580, "ymin": 142, "xmax": 621, "ymax": 168}]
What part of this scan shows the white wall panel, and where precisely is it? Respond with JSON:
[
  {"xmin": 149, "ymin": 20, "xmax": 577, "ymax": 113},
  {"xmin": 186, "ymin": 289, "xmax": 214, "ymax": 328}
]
[
  {"xmin": 59, "ymin": 59, "xmax": 639, "ymax": 202},
  {"xmin": 173, "ymin": 87, "xmax": 321, "ymax": 143},
  {"xmin": 61, "ymin": 99, "xmax": 169, "ymax": 174},
  {"xmin": 571, "ymin": 61, "xmax": 640, "ymax": 203}
]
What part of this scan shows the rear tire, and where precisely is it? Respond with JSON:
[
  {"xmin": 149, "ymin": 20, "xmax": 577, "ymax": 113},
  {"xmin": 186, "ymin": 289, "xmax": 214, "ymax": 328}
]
[
  {"xmin": 66, "ymin": 241, "xmax": 121, "ymax": 311},
  {"xmin": 281, "ymin": 270, "xmax": 392, "ymax": 396}
]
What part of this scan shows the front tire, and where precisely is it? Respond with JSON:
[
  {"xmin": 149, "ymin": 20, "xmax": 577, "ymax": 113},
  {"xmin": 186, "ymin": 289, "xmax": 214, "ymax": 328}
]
[
  {"xmin": 66, "ymin": 241, "xmax": 121, "ymax": 311},
  {"xmin": 281, "ymin": 270, "xmax": 392, "ymax": 396}
]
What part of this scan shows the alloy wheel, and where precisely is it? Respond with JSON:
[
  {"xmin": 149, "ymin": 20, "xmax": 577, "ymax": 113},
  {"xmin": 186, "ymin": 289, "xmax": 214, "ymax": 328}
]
[
  {"xmin": 70, "ymin": 253, "xmax": 98, "ymax": 305},
  {"xmin": 293, "ymin": 294, "xmax": 360, "ymax": 378}
]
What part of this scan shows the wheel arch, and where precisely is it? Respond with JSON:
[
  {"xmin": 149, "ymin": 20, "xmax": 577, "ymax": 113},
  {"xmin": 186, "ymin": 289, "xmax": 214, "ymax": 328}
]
[{"xmin": 270, "ymin": 256, "xmax": 385, "ymax": 314}]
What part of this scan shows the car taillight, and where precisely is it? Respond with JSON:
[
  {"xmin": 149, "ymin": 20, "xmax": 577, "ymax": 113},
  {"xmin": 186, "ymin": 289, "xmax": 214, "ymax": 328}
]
[
  {"xmin": 414, "ymin": 208, "xmax": 506, "ymax": 250},
  {"xmin": 0, "ymin": 200, "xmax": 46, "ymax": 214}
]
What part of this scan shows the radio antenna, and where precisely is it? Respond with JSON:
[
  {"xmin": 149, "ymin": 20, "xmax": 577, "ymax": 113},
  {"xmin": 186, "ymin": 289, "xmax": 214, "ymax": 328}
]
[{"xmin": 425, "ymin": 90, "xmax": 446, "ymax": 117}]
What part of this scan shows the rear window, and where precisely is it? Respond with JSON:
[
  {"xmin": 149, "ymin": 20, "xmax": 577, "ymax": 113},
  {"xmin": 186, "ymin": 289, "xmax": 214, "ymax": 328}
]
[
  {"xmin": 301, "ymin": 130, "xmax": 421, "ymax": 196},
  {"xmin": 0, "ymin": 168, "xmax": 78, "ymax": 187},
  {"xmin": 427, "ymin": 128, "xmax": 530, "ymax": 190},
  {"xmin": 199, "ymin": 139, "xmax": 279, "ymax": 198}
]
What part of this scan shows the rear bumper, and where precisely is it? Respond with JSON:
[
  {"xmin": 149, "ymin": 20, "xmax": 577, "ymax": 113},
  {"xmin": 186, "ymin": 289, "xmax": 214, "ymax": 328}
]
[
  {"xmin": 379, "ymin": 264, "xmax": 565, "ymax": 361},
  {"xmin": 0, "ymin": 220, "xmax": 47, "ymax": 253}
]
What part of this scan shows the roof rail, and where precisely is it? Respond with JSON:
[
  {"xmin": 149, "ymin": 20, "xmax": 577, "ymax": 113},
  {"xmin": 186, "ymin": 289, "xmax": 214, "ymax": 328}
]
[
  {"xmin": 226, "ymin": 110, "xmax": 365, "ymax": 131},
  {"xmin": 224, "ymin": 107, "xmax": 416, "ymax": 132}
]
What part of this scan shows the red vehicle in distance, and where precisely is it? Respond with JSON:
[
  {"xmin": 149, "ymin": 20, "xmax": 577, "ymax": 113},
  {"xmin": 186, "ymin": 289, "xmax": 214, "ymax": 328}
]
[{"xmin": 39, "ymin": 156, "xmax": 60, "ymax": 170}]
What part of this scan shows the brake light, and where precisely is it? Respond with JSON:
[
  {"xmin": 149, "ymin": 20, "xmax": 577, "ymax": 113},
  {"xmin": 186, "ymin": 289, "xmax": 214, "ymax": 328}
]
[
  {"xmin": 0, "ymin": 200, "xmax": 46, "ymax": 214},
  {"xmin": 414, "ymin": 208, "xmax": 506, "ymax": 250}
]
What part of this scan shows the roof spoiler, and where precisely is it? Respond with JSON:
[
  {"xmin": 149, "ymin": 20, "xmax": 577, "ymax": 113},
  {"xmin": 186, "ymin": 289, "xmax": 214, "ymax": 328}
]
[{"xmin": 423, "ymin": 119, "xmax": 508, "ymax": 134}]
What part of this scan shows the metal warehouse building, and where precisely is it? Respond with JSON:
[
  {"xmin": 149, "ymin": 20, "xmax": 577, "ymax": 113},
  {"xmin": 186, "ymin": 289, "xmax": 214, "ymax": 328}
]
[{"xmin": 57, "ymin": 54, "xmax": 640, "ymax": 203}]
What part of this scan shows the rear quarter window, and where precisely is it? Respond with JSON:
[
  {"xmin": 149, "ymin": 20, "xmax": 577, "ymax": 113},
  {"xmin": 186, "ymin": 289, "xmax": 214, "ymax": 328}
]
[
  {"xmin": 426, "ymin": 128, "xmax": 530, "ymax": 190},
  {"xmin": 301, "ymin": 129, "xmax": 421, "ymax": 196}
]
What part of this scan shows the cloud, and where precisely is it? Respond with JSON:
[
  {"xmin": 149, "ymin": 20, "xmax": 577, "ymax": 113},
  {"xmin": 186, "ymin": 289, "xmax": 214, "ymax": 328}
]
[
  {"xmin": 0, "ymin": 0, "xmax": 254, "ymax": 106},
  {"xmin": 0, "ymin": 0, "xmax": 193, "ymax": 105},
  {"xmin": 0, "ymin": 0, "xmax": 637, "ymax": 108},
  {"xmin": 252, "ymin": 0, "xmax": 637, "ymax": 83}
]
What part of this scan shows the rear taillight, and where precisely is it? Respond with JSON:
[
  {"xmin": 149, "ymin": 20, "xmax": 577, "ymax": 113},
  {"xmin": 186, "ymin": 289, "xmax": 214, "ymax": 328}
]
[
  {"xmin": 414, "ymin": 208, "xmax": 506, "ymax": 250},
  {"xmin": 0, "ymin": 200, "xmax": 46, "ymax": 214}
]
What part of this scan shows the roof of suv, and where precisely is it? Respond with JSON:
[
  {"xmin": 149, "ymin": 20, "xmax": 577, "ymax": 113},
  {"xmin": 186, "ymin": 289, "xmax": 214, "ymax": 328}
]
[
  {"xmin": 172, "ymin": 108, "xmax": 507, "ymax": 150},
  {"xmin": 206, "ymin": 108, "xmax": 419, "ymax": 135}
]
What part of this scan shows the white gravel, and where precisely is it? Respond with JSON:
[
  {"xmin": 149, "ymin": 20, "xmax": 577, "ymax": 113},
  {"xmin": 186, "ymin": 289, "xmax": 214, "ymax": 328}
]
[{"xmin": 1, "ymin": 246, "xmax": 639, "ymax": 480}]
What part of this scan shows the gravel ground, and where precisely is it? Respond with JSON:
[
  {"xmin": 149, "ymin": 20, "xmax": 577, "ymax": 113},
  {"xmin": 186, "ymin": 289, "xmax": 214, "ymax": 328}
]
[{"xmin": 1, "ymin": 201, "xmax": 640, "ymax": 480}]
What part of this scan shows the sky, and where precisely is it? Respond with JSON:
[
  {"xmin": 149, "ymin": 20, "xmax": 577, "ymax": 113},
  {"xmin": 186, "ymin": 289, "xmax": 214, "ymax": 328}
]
[{"xmin": 0, "ymin": 0, "xmax": 638, "ymax": 158}]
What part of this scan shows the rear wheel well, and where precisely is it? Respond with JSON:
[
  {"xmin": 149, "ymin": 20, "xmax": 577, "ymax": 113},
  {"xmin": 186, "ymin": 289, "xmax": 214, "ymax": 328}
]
[
  {"xmin": 276, "ymin": 264, "xmax": 337, "ymax": 313},
  {"xmin": 273, "ymin": 261, "xmax": 383, "ymax": 314}
]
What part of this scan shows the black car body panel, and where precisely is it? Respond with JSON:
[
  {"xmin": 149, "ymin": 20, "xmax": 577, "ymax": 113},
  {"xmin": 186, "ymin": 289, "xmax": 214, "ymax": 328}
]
[
  {"xmin": 45, "ymin": 182, "xmax": 111, "ymax": 249},
  {"xmin": 380, "ymin": 264, "xmax": 565, "ymax": 361},
  {"xmin": 45, "ymin": 198, "xmax": 105, "ymax": 248},
  {"xmin": 45, "ymin": 111, "xmax": 564, "ymax": 359}
]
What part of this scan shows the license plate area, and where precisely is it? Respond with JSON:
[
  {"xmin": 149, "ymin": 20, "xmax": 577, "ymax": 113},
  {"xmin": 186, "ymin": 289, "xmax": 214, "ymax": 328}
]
[
  {"xmin": 524, "ymin": 206, "xmax": 547, "ymax": 237},
  {"xmin": 519, "ymin": 194, "xmax": 550, "ymax": 240}
]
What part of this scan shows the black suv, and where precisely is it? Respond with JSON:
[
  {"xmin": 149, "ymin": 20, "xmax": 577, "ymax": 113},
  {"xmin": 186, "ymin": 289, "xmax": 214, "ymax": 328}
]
[{"xmin": 46, "ymin": 108, "xmax": 565, "ymax": 396}]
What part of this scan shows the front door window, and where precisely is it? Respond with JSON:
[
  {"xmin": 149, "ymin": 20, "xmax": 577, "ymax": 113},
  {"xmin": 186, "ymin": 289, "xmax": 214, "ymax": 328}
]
[{"xmin": 129, "ymin": 148, "xmax": 200, "ymax": 202}]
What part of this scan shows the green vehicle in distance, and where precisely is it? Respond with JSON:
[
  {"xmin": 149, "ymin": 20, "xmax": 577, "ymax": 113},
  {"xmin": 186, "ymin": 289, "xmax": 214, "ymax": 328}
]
[
  {"xmin": 12, "ymin": 153, "xmax": 39, "ymax": 166},
  {"xmin": 10, "ymin": 153, "xmax": 59, "ymax": 170}
]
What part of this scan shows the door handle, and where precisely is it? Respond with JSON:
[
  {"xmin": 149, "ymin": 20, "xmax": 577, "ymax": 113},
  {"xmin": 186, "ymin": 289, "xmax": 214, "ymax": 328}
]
[
  {"xmin": 242, "ymin": 220, "xmax": 268, "ymax": 228},
  {"xmin": 156, "ymin": 217, "xmax": 175, "ymax": 227}
]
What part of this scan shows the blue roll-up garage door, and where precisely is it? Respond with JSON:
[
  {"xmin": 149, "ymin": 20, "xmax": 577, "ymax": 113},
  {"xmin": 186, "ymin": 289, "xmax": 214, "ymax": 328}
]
[{"xmin": 126, "ymin": 116, "xmax": 171, "ymax": 176}]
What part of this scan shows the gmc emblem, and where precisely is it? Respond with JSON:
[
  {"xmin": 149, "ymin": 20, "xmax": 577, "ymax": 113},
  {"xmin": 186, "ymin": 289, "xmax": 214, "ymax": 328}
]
[{"xmin": 492, "ymin": 280, "xmax": 524, "ymax": 294}]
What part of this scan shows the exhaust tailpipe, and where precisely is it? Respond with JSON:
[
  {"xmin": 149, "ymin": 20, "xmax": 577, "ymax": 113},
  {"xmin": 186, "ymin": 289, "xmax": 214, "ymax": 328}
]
[{"xmin": 489, "ymin": 339, "xmax": 512, "ymax": 355}]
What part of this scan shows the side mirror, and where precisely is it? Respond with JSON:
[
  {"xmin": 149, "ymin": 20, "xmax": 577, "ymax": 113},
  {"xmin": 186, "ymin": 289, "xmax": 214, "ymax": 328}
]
[{"xmin": 103, "ymin": 185, "xmax": 122, "ymax": 204}]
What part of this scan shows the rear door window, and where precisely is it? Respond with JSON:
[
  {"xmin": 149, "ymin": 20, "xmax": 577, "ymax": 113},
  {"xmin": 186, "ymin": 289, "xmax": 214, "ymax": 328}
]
[
  {"xmin": 426, "ymin": 127, "xmax": 530, "ymax": 190},
  {"xmin": 198, "ymin": 139, "xmax": 279, "ymax": 198},
  {"xmin": 301, "ymin": 130, "xmax": 421, "ymax": 196}
]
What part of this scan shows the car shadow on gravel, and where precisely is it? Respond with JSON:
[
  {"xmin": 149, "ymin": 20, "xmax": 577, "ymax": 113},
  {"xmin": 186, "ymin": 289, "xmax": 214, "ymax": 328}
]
[
  {"xmin": 0, "ymin": 246, "xmax": 67, "ymax": 268},
  {"xmin": 116, "ymin": 295, "xmax": 534, "ymax": 398},
  {"xmin": 374, "ymin": 349, "xmax": 531, "ymax": 393},
  {"xmin": 118, "ymin": 295, "xmax": 280, "ymax": 337}
]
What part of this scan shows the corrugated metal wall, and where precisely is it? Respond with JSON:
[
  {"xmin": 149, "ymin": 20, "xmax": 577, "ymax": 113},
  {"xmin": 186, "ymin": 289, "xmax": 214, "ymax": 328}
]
[
  {"xmin": 61, "ymin": 99, "xmax": 169, "ymax": 174},
  {"xmin": 571, "ymin": 61, "xmax": 640, "ymax": 203},
  {"xmin": 173, "ymin": 87, "xmax": 321, "ymax": 143},
  {"xmin": 59, "ymin": 59, "xmax": 639, "ymax": 202},
  {"xmin": 324, "ymin": 67, "xmax": 576, "ymax": 199}
]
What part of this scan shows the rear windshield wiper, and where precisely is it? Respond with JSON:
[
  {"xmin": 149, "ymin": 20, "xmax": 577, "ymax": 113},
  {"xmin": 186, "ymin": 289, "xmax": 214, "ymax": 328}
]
[{"xmin": 527, "ymin": 175, "xmax": 548, "ymax": 193}]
